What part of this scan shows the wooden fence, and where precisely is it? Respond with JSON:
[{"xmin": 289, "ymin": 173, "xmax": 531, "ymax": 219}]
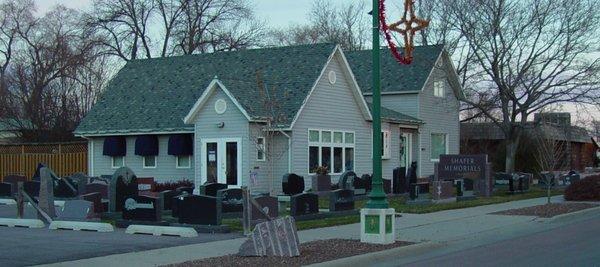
[{"xmin": 0, "ymin": 142, "xmax": 87, "ymax": 180}]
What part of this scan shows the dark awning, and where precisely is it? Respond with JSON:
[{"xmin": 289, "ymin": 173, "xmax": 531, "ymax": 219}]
[
  {"xmin": 168, "ymin": 134, "xmax": 193, "ymax": 156},
  {"xmin": 103, "ymin": 136, "xmax": 127, "ymax": 156},
  {"xmin": 135, "ymin": 135, "xmax": 159, "ymax": 156}
]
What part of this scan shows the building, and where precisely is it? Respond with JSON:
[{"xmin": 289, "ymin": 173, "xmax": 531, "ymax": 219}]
[
  {"xmin": 75, "ymin": 44, "xmax": 462, "ymax": 194},
  {"xmin": 461, "ymin": 113, "xmax": 599, "ymax": 172}
]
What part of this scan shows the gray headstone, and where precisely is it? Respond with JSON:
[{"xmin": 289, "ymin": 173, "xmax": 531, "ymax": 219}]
[
  {"xmin": 57, "ymin": 200, "xmax": 93, "ymax": 221},
  {"xmin": 109, "ymin": 167, "xmax": 138, "ymax": 212},
  {"xmin": 39, "ymin": 167, "xmax": 57, "ymax": 219},
  {"xmin": 70, "ymin": 173, "xmax": 89, "ymax": 196},
  {"xmin": 238, "ymin": 216, "xmax": 300, "ymax": 257}
]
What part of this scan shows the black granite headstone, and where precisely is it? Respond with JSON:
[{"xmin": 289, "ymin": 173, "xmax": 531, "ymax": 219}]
[
  {"xmin": 122, "ymin": 195, "xmax": 162, "ymax": 222},
  {"xmin": 3, "ymin": 175, "xmax": 27, "ymax": 196},
  {"xmin": 383, "ymin": 178, "xmax": 392, "ymax": 194},
  {"xmin": 290, "ymin": 193, "xmax": 319, "ymax": 216},
  {"xmin": 200, "ymin": 183, "xmax": 228, "ymax": 197},
  {"xmin": 23, "ymin": 181, "xmax": 40, "ymax": 198},
  {"xmin": 251, "ymin": 196, "xmax": 279, "ymax": 220},
  {"xmin": 408, "ymin": 162, "xmax": 418, "ymax": 184},
  {"xmin": 337, "ymin": 171, "xmax": 357, "ymax": 190},
  {"xmin": 361, "ymin": 174, "xmax": 372, "ymax": 192},
  {"xmin": 282, "ymin": 173, "xmax": 305, "ymax": 195},
  {"xmin": 217, "ymin": 188, "xmax": 243, "ymax": 213},
  {"xmin": 329, "ymin": 189, "xmax": 354, "ymax": 211},
  {"xmin": 176, "ymin": 186, "xmax": 194, "ymax": 195},
  {"xmin": 54, "ymin": 177, "xmax": 78, "ymax": 198},
  {"xmin": 178, "ymin": 195, "xmax": 221, "ymax": 225},
  {"xmin": 171, "ymin": 191, "xmax": 191, "ymax": 218},
  {"xmin": 159, "ymin": 190, "xmax": 178, "ymax": 210},
  {"xmin": 393, "ymin": 167, "xmax": 408, "ymax": 194},
  {"xmin": 0, "ymin": 182, "xmax": 12, "ymax": 197},
  {"xmin": 109, "ymin": 167, "xmax": 138, "ymax": 212}
]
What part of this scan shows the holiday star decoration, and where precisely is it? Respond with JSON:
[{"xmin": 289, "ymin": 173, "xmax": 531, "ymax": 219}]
[{"xmin": 379, "ymin": 0, "xmax": 429, "ymax": 64}]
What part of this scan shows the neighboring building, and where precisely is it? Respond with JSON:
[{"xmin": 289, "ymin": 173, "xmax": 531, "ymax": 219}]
[
  {"xmin": 76, "ymin": 44, "xmax": 462, "ymax": 194},
  {"xmin": 461, "ymin": 113, "xmax": 599, "ymax": 172}
]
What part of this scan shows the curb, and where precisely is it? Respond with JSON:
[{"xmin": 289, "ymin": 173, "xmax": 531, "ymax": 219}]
[
  {"xmin": 536, "ymin": 205, "xmax": 600, "ymax": 223},
  {"xmin": 306, "ymin": 241, "xmax": 443, "ymax": 267}
]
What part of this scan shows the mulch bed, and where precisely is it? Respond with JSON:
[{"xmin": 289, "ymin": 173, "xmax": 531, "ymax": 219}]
[
  {"xmin": 492, "ymin": 203, "xmax": 598, "ymax": 218},
  {"xmin": 171, "ymin": 239, "xmax": 412, "ymax": 267}
]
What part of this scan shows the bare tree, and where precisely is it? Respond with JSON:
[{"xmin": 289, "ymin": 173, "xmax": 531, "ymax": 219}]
[
  {"xmin": 446, "ymin": 0, "xmax": 600, "ymax": 173},
  {"xmin": 533, "ymin": 125, "xmax": 568, "ymax": 204},
  {"xmin": 269, "ymin": 1, "xmax": 369, "ymax": 51}
]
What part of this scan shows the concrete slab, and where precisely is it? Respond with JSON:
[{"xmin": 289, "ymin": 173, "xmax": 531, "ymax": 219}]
[
  {"xmin": 0, "ymin": 218, "xmax": 45, "ymax": 228},
  {"xmin": 125, "ymin": 225, "xmax": 198, "ymax": 237},
  {"xmin": 0, "ymin": 199, "xmax": 16, "ymax": 205},
  {"xmin": 49, "ymin": 221, "xmax": 114, "ymax": 232}
]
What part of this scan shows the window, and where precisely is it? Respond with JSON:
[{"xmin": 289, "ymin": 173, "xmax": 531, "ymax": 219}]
[
  {"xmin": 308, "ymin": 129, "xmax": 355, "ymax": 174},
  {"xmin": 434, "ymin": 81, "xmax": 445, "ymax": 97},
  {"xmin": 256, "ymin": 137, "xmax": 266, "ymax": 161},
  {"xmin": 112, "ymin": 156, "xmax": 125, "ymax": 168},
  {"xmin": 431, "ymin": 133, "xmax": 447, "ymax": 161},
  {"xmin": 143, "ymin": 155, "xmax": 157, "ymax": 168},
  {"xmin": 176, "ymin": 155, "xmax": 191, "ymax": 168},
  {"xmin": 381, "ymin": 131, "xmax": 391, "ymax": 159}
]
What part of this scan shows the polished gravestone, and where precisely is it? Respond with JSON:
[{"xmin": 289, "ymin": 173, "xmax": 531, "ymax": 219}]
[
  {"xmin": 217, "ymin": 188, "xmax": 243, "ymax": 213},
  {"xmin": 38, "ymin": 168, "xmax": 57, "ymax": 219},
  {"xmin": 251, "ymin": 196, "xmax": 279, "ymax": 221},
  {"xmin": 431, "ymin": 180, "xmax": 455, "ymax": 201},
  {"xmin": 69, "ymin": 173, "xmax": 89, "ymax": 196},
  {"xmin": 109, "ymin": 167, "xmax": 138, "ymax": 212},
  {"xmin": 80, "ymin": 192, "xmax": 104, "ymax": 214},
  {"xmin": 171, "ymin": 191, "xmax": 191, "ymax": 218},
  {"xmin": 329, "ymin": 189, "xmax": 354, "ymax": 212},
  {"xmin": 85, "ymin": 183, "xmax": 109, "ymax": 199},
  {"xmin": 393, "ymin": 167, "xmax": 408, "ymax": 194},
  {"xmin": 282, "ymin": 173, "xmax": 305, "ymax": 195},
  {"xmin": 290, "ymin": 193, "xmax": 318, "ymax": 217},
  {"xmin": 199, "ymin": 183, "xmax": 228, "ymax": 197},
  {"xmin": 122, "ymin": 195, "xmax": 162, "ymax": 222},
  {"xmin": 311, "ymin": 174, "xmax": 331, "ymax": 192},
  {"xmin": 56, "ymin": 200, "xmax": 94, "ymax": 221},
  {"xmin": 383, "ymin": 179, "xmax": 392, "ymax": 194},
  {"xmin": 159, "ymin": 190, "xmax": 177, "ymax": 210},
  {"xmin": 54, "ymin": 177, "xmax": 78, "ymax": 199},
  {"xmin": 238, "ymin": 216, "xmax": 300, "ymax": 257},
  {"xmin": 0, "ymin": 182, "xmax": 12, "ymax": 197},
  {"xmin": 361, "ymin": 174, "xmax": 372, "ymax": 192},
  {"xmin": 178, "ymin": 195, "xmax": 221, "ymax": 225},
  {"xmin": 3, "ymin": 175, "xmax": 27, "ymax": 196},
  {"xmin": 337, "ymin": 171, "xmax": 357, "ymax": 190},
  {"xmin": 23, "ymin": 181, "xmax": 40, "ymax": 198}
]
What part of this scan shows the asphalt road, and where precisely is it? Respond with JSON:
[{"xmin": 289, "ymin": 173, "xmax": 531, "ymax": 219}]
[
  {"xmin": 0, "ymin": 205, "xmax": 242, "ymax": 267},
  {"xmin": 400, "ymin": 213, "xmax": 600, "ymax": 267}
]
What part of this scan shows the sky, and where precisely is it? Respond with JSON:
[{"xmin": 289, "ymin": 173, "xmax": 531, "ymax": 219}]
[{"xmin": 33, "ymin": 0, "xmax": 600, "ymax": 128}]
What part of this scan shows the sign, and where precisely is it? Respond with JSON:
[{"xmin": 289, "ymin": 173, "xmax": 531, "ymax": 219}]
[{"xmin": 438, "ymin": 154, "xmax": 488, "ymax": 180}]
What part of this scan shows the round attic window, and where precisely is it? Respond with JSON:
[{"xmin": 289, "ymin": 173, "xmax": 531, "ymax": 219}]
[
  {"xmin": 215, "ymin": 99, "xmax": 227, "ymax": 114},
  {"xmin": 328, "ymin": 71, "xmax": 337, "ymax": 85}
]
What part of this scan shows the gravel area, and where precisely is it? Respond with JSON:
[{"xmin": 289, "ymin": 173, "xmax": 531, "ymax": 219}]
[
  {"xmin": 492, "ymin": 203, "xmax": 598, "ymax": 218},
  {"xmin": 171, "ymin": 239, "xmax": 413, "ymax": 267}
]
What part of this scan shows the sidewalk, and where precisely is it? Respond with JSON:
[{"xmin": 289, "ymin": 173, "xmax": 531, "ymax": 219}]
[{"xmin": 38, "ymin": 195, "xmax": 566, "ymax": 267}]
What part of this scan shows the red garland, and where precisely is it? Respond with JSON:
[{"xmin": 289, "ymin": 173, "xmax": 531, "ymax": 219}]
[{"xmin": 379, "ymin": 0, "xmax": 412, "ymax": 65}]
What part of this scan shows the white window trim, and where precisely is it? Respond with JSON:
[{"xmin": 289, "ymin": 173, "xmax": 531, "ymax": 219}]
[
  {"xmin": 175, "ymin": 155, "xmax": 191, "ymax": 169},
  {"xmin": 382, "ymin": 130, "xmax": 391, "ymax": 160},
  {"xmin": 143, "ymin": 155, "xmax": 157, "ymax": 169},
  {"xmin": 256, "ymin": 137, "xmax": 266, "ymax": 161},
  {"xmin": 430, "ymin": 133, "xmax": 448, "ymax": 162},
  {"xmin": 308, "ymin": 128, "xmax": 355, "ymax": 175},
  {"xmin": 434, "ymin": 80, "xmax": 445, "ymax": 98},
  {"xmin": 111, "ymin": 156, "xmax": 125, "ymax": 169}
]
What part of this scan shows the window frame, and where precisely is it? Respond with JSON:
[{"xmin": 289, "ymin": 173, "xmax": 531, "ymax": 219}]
[
  {"xmin": 381, "ymin": 130, "xmax": 391, "ymax": 159},
  {"xmin": 430, "ymin": 133, "xmax": 448, "ymax": 162},
  {"xmin": 143, "ymin": 155, "xmax": 157, "ymax": 169},
  {"xmin": 256, "ymin": 137, "xmax": 266, "ymax": 161},
  {"xmin": 308, "ymin": 129, "xmax": 355, "ymax": 175},
  {"xmin": 433, "ymin": 80, "xmax": 445, "ymax": 98},
  {"xmin": 111, "ymin": 156, "xmax": 125, "ymax": 169},
  {"xmin": 175, "ymin": 155, "xmax": 191, "ymax": 169}
]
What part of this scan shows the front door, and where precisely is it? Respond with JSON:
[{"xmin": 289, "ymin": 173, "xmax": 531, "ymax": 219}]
[
  {"xmin": 201, "ymin": 138, "xmax": 242, "ymax": 188},
  {"xmin": 400, "ymin": 133, "xmax": 413, "ymax": 171}
]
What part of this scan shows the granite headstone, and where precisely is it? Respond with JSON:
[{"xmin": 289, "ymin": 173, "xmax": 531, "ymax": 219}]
[
  {"xmin": 329, "ymin": 189, "xmax": 354, "ymax": 211},
  {"xmin": 200, "ymin": 183, "xmax": 228, "ymax": 197},
  {"xmin": 109, "ymin": 167, "xmax": 138, "ymax": 212},
  {"xmin": 57, "ymin": 200, "xmax": 94, "ymax": 221},
  {"xmin": 238, "ymin": 216, "xmax": 300, "ymax": 257},
  {"xmin": 282, "ymin": 173, "xmax": 305, "ymax": 195},
  {"xmin": 178, "ymin": 195, "xmax": 221, "ymax": 225},
  {"xmin": 290, "ymin": 193, "xmax": 318, "ymax": 217},
  {"xmin": 122, "ymin": 195, "xmax": 162, "ymax": 222},
  {"xmin": 217, "ymin": 188, "xmax": 243, "ymax": 213}
]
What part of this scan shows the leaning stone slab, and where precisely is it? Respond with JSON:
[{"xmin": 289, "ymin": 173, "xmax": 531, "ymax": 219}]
[
  {"xmin": 125, "ymin": 225, "xmax": 198, "ymax": 237},
  {"xmin": 49, "ymin": 221, "xmax": 114, "ymax": 232},
  {"xmin": 238, "ymin": 216, "xmax": 300, "ymax": 257},
  {"xmin": 0, "ymin": 218, "xmax": 45, "ymax": 228}
]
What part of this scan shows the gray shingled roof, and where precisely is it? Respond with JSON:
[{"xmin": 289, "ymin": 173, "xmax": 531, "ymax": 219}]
[
  {"xmin": 76, "ymin": 44, "xmax": 430, "ymax": 136},
  {"xmin": 345, "ymin": 45, "xmax": 444, "ymax": 93},
  {"xmin": 366, "ymin": 103, "xmax": 422, "ymax": 125}
]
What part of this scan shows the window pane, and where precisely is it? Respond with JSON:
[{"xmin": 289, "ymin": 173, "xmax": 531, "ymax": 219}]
[
  {"xmin": 144, "ymin": 155, "xmax": 156, "ymax": 167},
  {"xmin": 333, "ymin": 147, "xmax": 343, "ymax": 173},
  {"xmin": 321, "ymin": 147, "xmax": 331, "ymax": 170},
  {"xmin": 322, "ymin": 131, "xmax": 332, "ymax": 143},
  {"xmin": 344, "ymin": 147, "xmax": 354, "ymax": 171},
  {"xmin": 113, "ymin": 156, "xmax": 124, "ymax": 167},
  {"xmin": 431, "ymin": 134, "xmax": 447, "ymax": 160},
  {"xmin": 345, "ymin": 132, "xmax": 354, "ymax": 144},
  {"xmin": 257, "ymin": 138, "xmax": 265, "ymax": 160},
  {"xmin": 333, "ymin": 132, "xmax": 343, "ymax": 143},
  {"xmin": 177, "ymin": 156, "xmax": 190, "ymax": 168},
  {"xmin": 309, "ymin": 130, "xmax": 320, "ymax": 142},
  {"xmin": 309, "ymin": 146, "xmax": 319, "ymax": 172},
  {"xmin": 226, "ymin": 142, "xmax": 238, "ymax": 186}
]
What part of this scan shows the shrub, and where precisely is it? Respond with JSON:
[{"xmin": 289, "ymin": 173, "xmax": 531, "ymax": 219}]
[
  {"xmin": 564, "ymin": 175, "xmax": 600, "ymax": 201},
  {"xmin": 152, "ymin": 179, "xmax": 194, "ymax": 192}
]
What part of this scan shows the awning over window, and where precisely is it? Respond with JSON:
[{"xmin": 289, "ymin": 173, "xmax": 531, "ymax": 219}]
[
  {"xmin": 135, "ymin": 135, "xmax": 159, "ymax": 156},
  {"xmin": 103, "ymin": 136, "xmax": 126, "ymax": 156},
  {"xmin": 168, "ymin": 134, "xmax": 193, "ymax": 156}
]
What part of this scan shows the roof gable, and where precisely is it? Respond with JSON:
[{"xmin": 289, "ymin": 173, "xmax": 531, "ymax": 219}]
[
  {"xmin": 75, "ymin": 44, "xmax": 337, "ymax": 135},
  {"xmin": 183, "ymin": 79, "xmax": 251, "ymax": 124}
]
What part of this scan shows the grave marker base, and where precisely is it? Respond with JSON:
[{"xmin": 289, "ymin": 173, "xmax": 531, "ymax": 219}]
[
  {"xmin": 125, "ymin": 225, "xmax": 198, "ymax": 237},
  {"xmin": 49, "ymin": 221, "xmax": 114, "ymax": 232},
  {"xmin": 0, "ymin": 218, "xmax": 45, "ymax": 228},
  {"xmin": 360, "ymin": 208, "xmax": 395, "ymax": 244}
]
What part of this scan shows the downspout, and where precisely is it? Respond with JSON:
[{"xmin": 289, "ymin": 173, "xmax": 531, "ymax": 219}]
[{"xmin": 279, "ymin": 130, "xmax": 292, "ymax": 173}]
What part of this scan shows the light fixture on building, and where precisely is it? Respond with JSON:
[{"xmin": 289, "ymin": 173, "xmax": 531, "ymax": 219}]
[{"xmin": 217, "ymin": 122, "xmax": 225, "ymax": 128}]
